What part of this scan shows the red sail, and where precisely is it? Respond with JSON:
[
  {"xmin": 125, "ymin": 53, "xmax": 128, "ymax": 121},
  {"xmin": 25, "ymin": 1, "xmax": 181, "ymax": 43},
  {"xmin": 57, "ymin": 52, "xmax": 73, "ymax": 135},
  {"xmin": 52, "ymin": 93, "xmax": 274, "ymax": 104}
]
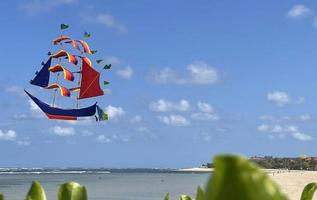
[{"xmin": 79, "ymin": 57, "xmax": 104, "ymax": 99}]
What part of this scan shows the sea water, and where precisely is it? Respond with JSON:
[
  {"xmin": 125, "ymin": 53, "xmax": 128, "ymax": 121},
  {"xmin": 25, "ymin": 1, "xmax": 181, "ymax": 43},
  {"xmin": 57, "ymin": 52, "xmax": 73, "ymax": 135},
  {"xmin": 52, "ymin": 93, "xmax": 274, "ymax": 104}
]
[{"xmin": 0, "ymin": 170, "xmax": 210, "ymax": 200}]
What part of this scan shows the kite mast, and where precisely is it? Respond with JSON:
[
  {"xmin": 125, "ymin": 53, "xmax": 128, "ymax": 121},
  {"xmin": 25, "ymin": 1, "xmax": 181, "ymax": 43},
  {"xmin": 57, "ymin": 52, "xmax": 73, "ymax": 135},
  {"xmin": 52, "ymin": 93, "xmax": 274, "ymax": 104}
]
[{"xmin": 52, "ymin": 25, "xmax": 65, "ymax": 107}]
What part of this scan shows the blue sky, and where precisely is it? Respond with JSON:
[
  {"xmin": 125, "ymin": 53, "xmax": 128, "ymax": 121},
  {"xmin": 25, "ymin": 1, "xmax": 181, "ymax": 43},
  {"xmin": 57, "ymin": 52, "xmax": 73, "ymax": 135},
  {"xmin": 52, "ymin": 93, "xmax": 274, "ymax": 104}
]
[{"xmin": 1, "ymin": 0, "xmax": 317, "ymax": 168}]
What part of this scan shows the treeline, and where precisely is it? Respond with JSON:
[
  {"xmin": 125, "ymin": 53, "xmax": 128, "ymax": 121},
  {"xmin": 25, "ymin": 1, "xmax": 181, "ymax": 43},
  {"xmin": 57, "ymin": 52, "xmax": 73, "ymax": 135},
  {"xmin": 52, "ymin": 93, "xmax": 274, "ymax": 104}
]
[{"xmin": 204, "ymin": 156, "xmax": 317, "ymax": 170}]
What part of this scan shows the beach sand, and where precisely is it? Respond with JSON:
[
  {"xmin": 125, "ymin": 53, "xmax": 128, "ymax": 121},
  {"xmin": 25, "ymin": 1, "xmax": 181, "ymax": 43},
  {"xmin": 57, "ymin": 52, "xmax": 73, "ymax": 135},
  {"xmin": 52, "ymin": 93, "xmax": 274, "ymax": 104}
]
[{"xmin": 269, "ymin": 170, "xmax": 317, "ymax": 200}]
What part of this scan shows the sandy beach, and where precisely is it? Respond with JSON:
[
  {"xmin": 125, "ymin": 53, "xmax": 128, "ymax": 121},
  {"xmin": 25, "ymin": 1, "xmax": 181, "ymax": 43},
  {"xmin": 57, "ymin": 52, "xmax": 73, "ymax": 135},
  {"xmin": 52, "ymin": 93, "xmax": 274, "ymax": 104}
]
[{"xmin": 269, "ymin": 170, "xmax": 317, "ymax": 200}]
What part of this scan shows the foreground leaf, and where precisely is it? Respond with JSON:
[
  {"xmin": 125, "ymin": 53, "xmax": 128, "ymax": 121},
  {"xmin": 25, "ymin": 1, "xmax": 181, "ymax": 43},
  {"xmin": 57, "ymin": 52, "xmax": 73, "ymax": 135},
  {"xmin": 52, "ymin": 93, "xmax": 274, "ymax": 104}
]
[
  {"xmin": 204, "ymin": 155, "xmax": 288, "ymax": 200},
  {"xmin": 58, "ymin": 182, "xmax": 87, "ymax": 200},
  {"xmin": 0, "ymin": 193, "xmax": 3, "ymax": 200},
  {"xmin": 195, "ymin": 186, "xmax": 204, "ymax": 200},
  {"xmin": 163, "ymin": 193, "xmax": 170, "ymax": 200},
  {"xmin": 25, "ymin": 181, "xmax": 46, "ymax": 200},
  {"xmin": 180, "ymin": 194, "xmax": 191, "ymax": 200},
  {"xmin": 300, "ymin": 182, "xmax": 317, "ymax": 200}
]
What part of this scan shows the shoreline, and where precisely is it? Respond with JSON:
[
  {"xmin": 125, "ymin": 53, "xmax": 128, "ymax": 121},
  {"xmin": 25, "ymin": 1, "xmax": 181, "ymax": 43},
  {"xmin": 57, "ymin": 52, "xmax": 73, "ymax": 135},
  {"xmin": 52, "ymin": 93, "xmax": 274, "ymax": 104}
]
[{"xmin": 265, "ymin": 169, "xmax": 317, "ymax": 200}]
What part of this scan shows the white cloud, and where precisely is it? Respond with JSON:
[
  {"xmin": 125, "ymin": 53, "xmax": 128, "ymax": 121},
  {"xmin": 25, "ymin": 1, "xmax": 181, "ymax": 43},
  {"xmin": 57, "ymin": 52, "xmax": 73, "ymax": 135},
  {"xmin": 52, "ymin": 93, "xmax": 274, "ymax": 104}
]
[
  {"xmin": 152, "ymin": 61, "xmax": 219, "ymax": 85},
  {"xmin": 191, "ymin": 113, "xmax": 219, "ymax": 121},
  {"xmin": 137, "ymin": 126, "xmax": 150, "ymax": 133},
  {"xmin": 267, "ymin": 91, "xmax": 305, "ymax": 107},
  {"xmin": 191, "ymin": 101, "xmax": 219, "ymax": 121},
  {"xmin": 20, "ymin": 0, "xmax": 77, "ymax": 15},
  {"xmin": 97, "ymin": 134, "xmax": 129, "ymax": 143},
  {"xmin": 13, "ymin": 114, "xmax": 28, "ymax": 120},
  {"xmin": 197, "ymin": 101, "xmax": 214, "ymax": 113},
  {"xmin": 97, "ymin": 135, "xmax": 111, "ymax": 143},
  {"xmin": 158, "ymin": 115, "xmax": 190, "ymax": 126},
  {"xmin": 5, "ymin": 86, "xmax": 24, "ymax": 97},
  {"xmin": 82, "ymin": 130, "xmax": 93, "ymax": 136},
  {"xmin": 81, "ymin": 13, "xmax": 126, "ymax": 32},
  {"xmin": 130, "ymin": 115, "xmax": 142, "ymax": 123},
  {"xmin": 0, "ymin": 130, "xmax": 17, "ymax": 141},
  {"xmin": 299, "ymin": 114, "xmax": 311, "ymax": 121},
  {"xmin": 257, "ymin": 124, "xmax": 313, "ymax": 141},
  {"xmin": 50, "ymin": 126, "xmax": 75, "ymax": 136},
  {"xmin": 116, "ymin": 66, "xmax": 133, "ymax": 79},
  {"xmin": 104, "ymin": 105, "xmax": 125, "ymax": 120},
  {"xmin": 0, "ymin": 130, "xmax": 30, "ymax": 145},
  {"xmin": 259, "ymin": 115, "xmax": 275, "ymax": 122},
  {"xmin": 257, "ymin": 124, "xmax": 269, "ymax": 132},
  {"xmin": 64, "ymin": 117, "xmax": 93, "ymax": 125},
  {"xmin": 292, "ymin": 132, "xmax": 313, "ymax": 141},
  {"xmin": 16, "ymin": 139, "xmax": 31, "ymax": 146},
  {"xmin": 287, "ymin": 5, "xmax": 312, "ymax": 18},
  {"xmin": 28, "ymin": 99, "xmax": 45, "ymax": 118},
  {"xmin": 104, "ymin": 56, "xmax": 122, "ymax": 65},
  {"xmin": 149, "ymin": 99, "xmax": 190, "ymax": 112},
  {"xmin": 267, "ymin": 91, "xmax": 290, "ymax": 106},
  {"xmin": 187, "ymin": 61, "xmax": 219, "ymax": 85}
]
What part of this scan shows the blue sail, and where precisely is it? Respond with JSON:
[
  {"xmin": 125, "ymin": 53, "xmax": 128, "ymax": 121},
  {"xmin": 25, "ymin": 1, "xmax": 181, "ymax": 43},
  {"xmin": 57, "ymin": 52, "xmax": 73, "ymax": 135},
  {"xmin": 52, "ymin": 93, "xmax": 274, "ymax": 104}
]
[
  {"xmin": 30, "ymin": 58, "xmax": 51, "ymax": 87},
  {"xmin": 25, "ymin": 90, "xmax": 97, "ymax": 120}
]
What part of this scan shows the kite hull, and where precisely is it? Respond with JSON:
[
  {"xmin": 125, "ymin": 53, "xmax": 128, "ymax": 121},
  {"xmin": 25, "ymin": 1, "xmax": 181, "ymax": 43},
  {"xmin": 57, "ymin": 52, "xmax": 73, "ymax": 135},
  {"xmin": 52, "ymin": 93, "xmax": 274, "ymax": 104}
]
[{"xmin": 25, "ymin": 90, "xmax": 97, "ymax": 120}]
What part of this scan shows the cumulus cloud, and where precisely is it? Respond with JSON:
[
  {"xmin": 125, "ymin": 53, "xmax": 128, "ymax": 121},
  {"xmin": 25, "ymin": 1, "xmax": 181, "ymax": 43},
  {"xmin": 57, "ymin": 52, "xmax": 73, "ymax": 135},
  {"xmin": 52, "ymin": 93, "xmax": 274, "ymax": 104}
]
[
  {"xmin": 267, "ymin": 91, "xmax": 304, "ymax": 107},
  {"xmin": 81, "ymin": 13, "xmax": 126, "ymax": 32},
  {"xmin": 191, "ymin": 113, "xmax": 219, "ymax": 121},
  {"xmin": 97, "ymin": 134, "xmax": 129, "ymax": 143},
  {"xmin": 0, "ymin": 130, "xmax": 17, "ymax": 141},
  {"xmin": 28, "ymin": 99, "xmax": 45, "ymax": 118},
  {"xmin": 104, "ymin": 105, "xmax": 125, "ymax": 120},
  {"xmin": 287, "ymin": 5, "xmax": 312, "ymax": 18},
  {"xmin": 50, "ymin": 126, "xmax": 75, "ymax": 136},
  {"xmin": 82, "ymin": 130, "xmax": 94, "ymax": 136},
  {"xmin": 130, "ymin": 115, "xmax": 142, "ymax": 123},
  {"xmin": 0, "ymin": 130, "xmax": 30, "ymax": 145},
  {"xmin": 267, "ymin": 91, "xmax": 290, "ymax": 106},
  {"xmin": 152, "ymin": 61, "xmax": 219, "ymax": 85},
  {"xmin": 158, "ymin": 115, "xmax": 190, "ymax": 126},
  {"xmin": 292, "ymin": 132, "xmax": 312, "ymax": 141},
  {"xmin": 197, "ymin": 101, "xmax": 214, "ymax": 113},
  {"xmin": 299, "ymin": 114, "xmax": 311, "ymax": 121},
  {"xmin": 116, "ymin": 66, "xmax": 133, "ymax": 79},
  {"xmin": 20, "ymin": 0, "xmax": 77, "ymax": 15},
  {"xmin": 191, "ymin": 101, "xmax": 219, "ymax": 121},
  {"xmin": 104, "ymin": 56, "xmax": 122, "ymax": 65},
  {"xmin": 257, "ymin": 124, "xmax": 313, "ymax": 141},
  {"xmin": 97, "ymin": 135, "xmax": 111, "ymax": 143},
  {"xmin": 5, "ymin": 86, "xmax": 25, "ymax": 97},
  {"xmin": 149, "ymin": 99, "xmax": 190, "ymax": 112}
]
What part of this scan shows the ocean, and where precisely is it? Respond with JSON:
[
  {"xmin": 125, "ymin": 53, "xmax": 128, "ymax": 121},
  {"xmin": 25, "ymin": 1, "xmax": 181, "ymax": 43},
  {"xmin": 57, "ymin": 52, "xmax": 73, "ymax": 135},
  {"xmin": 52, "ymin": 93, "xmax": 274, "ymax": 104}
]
[{"xmin": 0, "ymin": 169, "xmax": 210, "ymax": 200}]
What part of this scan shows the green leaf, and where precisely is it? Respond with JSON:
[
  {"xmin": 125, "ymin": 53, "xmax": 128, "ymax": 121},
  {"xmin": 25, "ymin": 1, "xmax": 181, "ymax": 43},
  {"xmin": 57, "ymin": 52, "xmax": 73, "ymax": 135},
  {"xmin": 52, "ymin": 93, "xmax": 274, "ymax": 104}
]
[
  {"xmin": 96, "ymin": 59, "xmax": 103, "ymax": 64},
  {"xmin": 204, "ymin": 155, "xmax": 288, "ymax": 200},
  {"xmin": 103, "ymin": 81, "xmax": 110, "ymax": 85},
  {"xmin": 104, "ymin": 64, "xmax": 111, "ymax": 69},
  {"xmin": 300, "ymin": 182, "xmax": 317, "ymax": 200},
  {"xmin": 0, "ymin": 193, "xmax": 4, "ymax": 200},
  {"xmin": 90, "ymin": 50, "xmax": 97, "ymax": 54},
  {"xmin": 195, "ymin": 186, "xmax": 204, "ymax": 200},
  {"xmin": 163, "ymin": 193, "xmax": 170, "ymax": 200},
  {"xmin": 84, "ymin": 32, "xmax": 91, "ymax": 38},
  {"xmin": 60, "ymin": 24, "xmax": 69, "ymax": 30},
  {"xmin": 25, "ymin": 181, "xmax": 46, "ymax": 200},
  {"xmin": 180, "ymin": 194, "xmax": 192, "ymax": 200},
  {"xmin": 58, "ymin": 182, "xmax": 87, "ymax": 200}
]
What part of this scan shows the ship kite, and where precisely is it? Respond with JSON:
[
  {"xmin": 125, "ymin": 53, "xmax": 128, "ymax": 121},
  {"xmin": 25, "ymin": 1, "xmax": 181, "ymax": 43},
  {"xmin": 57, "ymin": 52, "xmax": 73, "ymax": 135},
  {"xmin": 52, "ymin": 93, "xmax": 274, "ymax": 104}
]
[{"xmin": 25, "ymin": 24, "xmax": 110, "ymax": 121}]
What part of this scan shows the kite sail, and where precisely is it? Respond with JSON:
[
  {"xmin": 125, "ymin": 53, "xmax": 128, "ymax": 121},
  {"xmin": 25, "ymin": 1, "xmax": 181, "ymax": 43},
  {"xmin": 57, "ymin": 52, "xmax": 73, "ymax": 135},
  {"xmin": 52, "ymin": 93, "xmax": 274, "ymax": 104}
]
[{"xmin": 26, "ymin": 24, "xmax": 110, "ymax": 121}]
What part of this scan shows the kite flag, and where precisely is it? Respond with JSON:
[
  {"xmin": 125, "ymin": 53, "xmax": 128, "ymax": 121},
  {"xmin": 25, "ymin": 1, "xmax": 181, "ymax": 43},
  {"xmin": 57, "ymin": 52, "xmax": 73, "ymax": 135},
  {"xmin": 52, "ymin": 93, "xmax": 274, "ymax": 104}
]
[
  {"xmin": 97, "ymin": 105, "xmax": 109, "ymax": 121},
  {"xmin": 60, "ymin": 24, "xmax": 69, "ymax": 30}
]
